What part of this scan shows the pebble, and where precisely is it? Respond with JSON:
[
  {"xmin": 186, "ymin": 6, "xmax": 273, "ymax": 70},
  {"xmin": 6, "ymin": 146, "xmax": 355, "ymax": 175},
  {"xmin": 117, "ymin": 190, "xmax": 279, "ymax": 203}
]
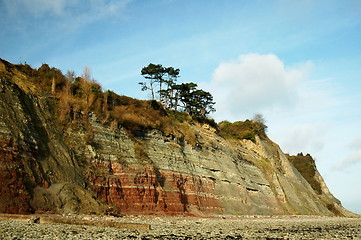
[{"xmin": 0, "ymin": 215, "xmax": 360, "ymax": 239}]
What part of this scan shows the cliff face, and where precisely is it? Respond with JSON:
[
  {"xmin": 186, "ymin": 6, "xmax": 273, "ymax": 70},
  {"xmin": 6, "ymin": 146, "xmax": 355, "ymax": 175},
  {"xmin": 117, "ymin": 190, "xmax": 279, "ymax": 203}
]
[
  {"xmin": 0, "ymin": 59, "xmax": 354, "ymax": 216},
  {"xmin": 0, "ymin": 60, "xmax": 102, "ymax": 214}
]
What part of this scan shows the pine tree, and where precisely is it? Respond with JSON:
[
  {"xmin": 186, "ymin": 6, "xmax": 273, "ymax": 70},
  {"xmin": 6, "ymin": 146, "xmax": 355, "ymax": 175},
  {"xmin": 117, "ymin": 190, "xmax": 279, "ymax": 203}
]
[{"xmin": 139, "ymin": 63, "xmax": 166, "ymax": 100}]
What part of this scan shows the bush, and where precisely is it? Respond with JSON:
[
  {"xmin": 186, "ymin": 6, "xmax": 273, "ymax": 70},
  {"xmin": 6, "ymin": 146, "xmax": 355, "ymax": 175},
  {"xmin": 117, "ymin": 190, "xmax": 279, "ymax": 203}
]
[
  {"xmin": 169, "ymin": 110, "xmax": 190, "ymax": 123},
  {"xmin": 287, "ymin": 153, "xmax": 322, "ymax": 194},
  {"xmin": 10, "ymin": 61, "xmax": 207, "ymax": 145},
  {"xmin": 194, "ymin": 116, "xmax": 218, "ymax": 130},
  {"xmin": 218, "ymin": 120, "xmax": 263, "ymax": 142}
]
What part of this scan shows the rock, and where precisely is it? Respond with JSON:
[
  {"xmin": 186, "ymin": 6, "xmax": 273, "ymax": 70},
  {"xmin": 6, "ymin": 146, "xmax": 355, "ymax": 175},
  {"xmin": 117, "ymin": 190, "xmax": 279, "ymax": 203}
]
[
  {"xmin": 28, "ymin": 216, "xmax": 40, "ymax": 224},
  {"xmin": 0, "ymin": 58, "xmax": 356, "ymax": 217},
  {"xmin": 1, "ymin": 215, "xmax": 358, "ymax": 239}
]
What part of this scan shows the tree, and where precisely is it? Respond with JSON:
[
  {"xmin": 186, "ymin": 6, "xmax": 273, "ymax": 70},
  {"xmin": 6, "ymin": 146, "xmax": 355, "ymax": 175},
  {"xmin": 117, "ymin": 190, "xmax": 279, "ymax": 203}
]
[
  {"xmin": 66, "ymin": 70, "xmax": 76, "ymax": 83},
  {"xmin": 139, "ymin": 63, "xmax": 166, "ymax": 100},
  {"xmin": 81, "ymin": 66, "xmax": 93, "ymax": 103},
  {"xmin": 176, "ymin": 82, "xmax": 198, "ymax": 113},
  {"xmin": 159, "ymin": 67, "xmax": 180, "ymax": 108},
  {"xmin": 140, "ymin": 64, "xmax": 181, "ymax": 104},
  {"xmin": 166, "ymin": 83, "xmax": 183, "ymax": 111},
  {"xmin": 176, "ymin": 83, "xmax": 215, "ymax": 117},
  {"xmin": 138, "ymin": 63, "xmax": 216, "ymax": 117},
  {"xmin": 51, "ymin": 77, "xmax": 56, "ymax": 94},
  {"xmin": 82, "ymin": 66, "xmax": 92, "ymax": 82},
  {"xmin": 191, "ymin": 89, "xmax": 215, "ymax": 117},
  {"xmin": 252, "ymin": 113, "xmax": 268, "ymax": 134},
  {"xmin": 64, "ymin": 70, "xmax": 76, "ymax": 95}
]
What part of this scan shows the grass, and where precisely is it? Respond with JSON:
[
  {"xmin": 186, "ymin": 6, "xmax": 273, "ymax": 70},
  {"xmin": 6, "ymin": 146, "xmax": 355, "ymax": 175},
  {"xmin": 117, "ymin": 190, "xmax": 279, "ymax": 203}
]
[
  {"xmin": 1, "ymin": 59, "xmax": 202, "ymax": 145},
  {"xmin": 287, "ymin": 153, "xmax": 322, "ymax": 195},
  {"xmin": 218, "ymin": 120, "xmax": 266, "ymax": 142},
  {"xmin": 2, "ymin": 59, "xmax": 272, "ymax": 148}
]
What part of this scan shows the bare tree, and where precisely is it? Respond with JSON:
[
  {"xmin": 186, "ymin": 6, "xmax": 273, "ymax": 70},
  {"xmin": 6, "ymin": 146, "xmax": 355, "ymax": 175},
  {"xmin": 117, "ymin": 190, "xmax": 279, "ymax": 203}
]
[
  {"xmin": 252, "ymin": 113, "xmax": 268, "ymax": 134},
  {"xmin": 82, "ymin": 66, "xmax": 93, "ymax": 104},
  {"xmin": 66, "ymin": 70, "xmax": 76, "ymax": 83},
  {"xmin": 82, "ymin": 66, "xmax": 92, "ymax": 82}
]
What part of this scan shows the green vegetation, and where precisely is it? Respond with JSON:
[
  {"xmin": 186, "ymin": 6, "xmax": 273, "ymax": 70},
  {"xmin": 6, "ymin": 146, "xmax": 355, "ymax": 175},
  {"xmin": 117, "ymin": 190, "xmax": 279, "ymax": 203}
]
[
  {"xmin": 287, "ymin": 153, "xmax": 322, "ymax": 194},
  {"xmin": 140, "ymin": 63, "xmax": 215, "ymax": 118},
  {"xmin": 218, "ymin": 114, "xmax": 268, "ymax": 142},
  {"xmin": 4, "ymin": 61, "xmax": 202, "ymax": 143},
  {"xmin": 2, "ymin": 59, "xmax": 269, "ymax": 145}
]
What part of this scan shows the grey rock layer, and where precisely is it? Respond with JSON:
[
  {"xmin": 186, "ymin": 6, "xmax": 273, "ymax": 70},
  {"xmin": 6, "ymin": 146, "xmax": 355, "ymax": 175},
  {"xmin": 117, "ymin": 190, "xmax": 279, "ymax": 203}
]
[{"xmin": 0, "ymin": 58, "xmax": 357, "ymax": 217}]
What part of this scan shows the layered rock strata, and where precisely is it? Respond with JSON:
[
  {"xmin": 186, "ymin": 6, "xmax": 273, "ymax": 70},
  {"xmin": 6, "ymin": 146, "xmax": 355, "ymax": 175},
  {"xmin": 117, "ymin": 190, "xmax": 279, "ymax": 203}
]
[{"xmin": 0, "ymin": 59, "xmax": 355, "ymax": 216}]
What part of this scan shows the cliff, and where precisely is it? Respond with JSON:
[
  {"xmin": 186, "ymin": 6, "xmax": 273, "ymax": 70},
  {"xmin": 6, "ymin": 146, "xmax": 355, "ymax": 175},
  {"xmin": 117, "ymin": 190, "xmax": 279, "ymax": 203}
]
[{"xmin": 0, "ymin": 59, "xmax": 355, "ymax": 217}]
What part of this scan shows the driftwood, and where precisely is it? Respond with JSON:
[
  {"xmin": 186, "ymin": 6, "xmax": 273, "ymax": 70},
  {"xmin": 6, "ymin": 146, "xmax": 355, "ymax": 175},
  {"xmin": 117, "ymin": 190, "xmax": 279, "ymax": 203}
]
[
  {"xmin": 0, "ymin": 214, "xmax": 151, "ymax": 230},
  {"xmin": 0, "ymin": 214, "xmax": 32, "ymax": 222}
]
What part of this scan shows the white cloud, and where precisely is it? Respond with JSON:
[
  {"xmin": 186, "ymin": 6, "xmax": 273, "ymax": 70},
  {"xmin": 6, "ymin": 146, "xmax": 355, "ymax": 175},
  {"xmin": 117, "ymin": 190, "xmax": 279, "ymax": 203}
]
[
  {"xmin": 207, "ymin": 53, "xmax": 312, "ymax": 121},
  {"xmin": 277, "ymin": 122, "xmax": 328, "ymax": 155},
  {"xmin": 204, "ymin": 53, "xmax": 342, "ymax": 159},
  {"xmin": 334, "ymin": 138, "xmax": 361, "ymax": 169}
]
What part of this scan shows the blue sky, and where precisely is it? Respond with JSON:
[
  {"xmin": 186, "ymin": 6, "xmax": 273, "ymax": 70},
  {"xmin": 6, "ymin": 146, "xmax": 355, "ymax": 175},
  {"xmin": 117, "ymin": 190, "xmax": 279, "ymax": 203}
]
[{"xmin": 1, "ymin": 0, "xmax": 361, "ymax": 214}]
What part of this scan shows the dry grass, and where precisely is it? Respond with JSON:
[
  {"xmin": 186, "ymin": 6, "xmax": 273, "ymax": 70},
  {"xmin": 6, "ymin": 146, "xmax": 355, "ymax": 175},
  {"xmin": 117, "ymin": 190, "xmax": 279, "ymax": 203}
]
[
  {"xmin": 1, "ymin": 60, "xmax": 201, "ymax": 145},
  {"xmin": 218, "ymin": 120, "xmax": 261, "ymax": 142}
]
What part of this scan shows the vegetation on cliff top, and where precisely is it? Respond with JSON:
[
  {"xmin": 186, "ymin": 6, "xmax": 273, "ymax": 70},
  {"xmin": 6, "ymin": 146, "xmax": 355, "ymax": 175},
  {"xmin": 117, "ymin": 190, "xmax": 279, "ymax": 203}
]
[
  {"xmin": 140, "ymin": 63, "xmax": 215, "ymax": 118},
  {"xmin": 1, "ymin": 58, "xmax": 346, "ymax": 216},
  {"xmin": 0, "ymin": 58, "xmax": 268, "ymax": 143},
  {"xmin": 0, "ymin": 59, "xmax": 212, "ymax": 143},
  {"xmin": 218, "ymin": 114, "xmax": 268, "ymax": 142}
]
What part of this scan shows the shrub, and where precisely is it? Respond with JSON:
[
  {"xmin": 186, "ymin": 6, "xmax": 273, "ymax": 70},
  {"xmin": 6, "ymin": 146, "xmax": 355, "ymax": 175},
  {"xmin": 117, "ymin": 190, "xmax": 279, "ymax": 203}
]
[
  {"xmin": 10, "ymin": 61, "xmax": 209, "ymax": 145},
  {"xmin": 218, "ymin": 120, "xmax": 263, "ymax": 142},
  {"xmin": 287, "ymin": 153, "xmax": 322, "ymax": 194}
]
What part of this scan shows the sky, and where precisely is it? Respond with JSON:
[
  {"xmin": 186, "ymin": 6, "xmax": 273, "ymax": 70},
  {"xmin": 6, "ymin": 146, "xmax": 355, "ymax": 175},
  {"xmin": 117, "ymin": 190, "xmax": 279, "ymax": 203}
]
[{"xmin": 1, "ymin": 0, "xmax": 360, "ymax": 214}]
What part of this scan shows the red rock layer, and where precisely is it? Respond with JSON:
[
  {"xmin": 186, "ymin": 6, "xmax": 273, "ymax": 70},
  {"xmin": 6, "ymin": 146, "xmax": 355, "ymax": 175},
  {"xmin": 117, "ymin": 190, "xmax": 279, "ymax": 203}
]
[
  {"xmin": 87, "ymin": 158, "xmax": 223, "ymax": 215},
  {"xmin": 0, "ymin": 136, "xmax": 34, "ymax": 214}
]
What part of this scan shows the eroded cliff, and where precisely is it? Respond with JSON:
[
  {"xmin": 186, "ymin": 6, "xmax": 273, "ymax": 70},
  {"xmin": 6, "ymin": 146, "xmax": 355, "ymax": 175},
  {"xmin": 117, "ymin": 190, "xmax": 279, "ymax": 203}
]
[{"xmin": 0, "ymin": 59, "xmax": 355, "ymax": 216}]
